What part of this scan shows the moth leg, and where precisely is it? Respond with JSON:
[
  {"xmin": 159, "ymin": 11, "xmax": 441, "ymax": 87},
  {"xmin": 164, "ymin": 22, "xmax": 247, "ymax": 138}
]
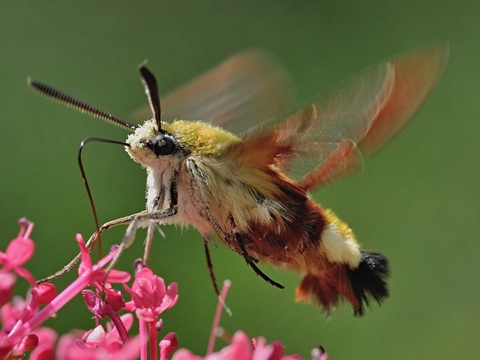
[
  {"xmin": 105, "ymin": 206, "xmax": 178, "ymax": 273},
  {"xmin": 104, "ymin": 217, "xmax": 140, "ymax": 273},
  {"xmin": 188, "ymin": 163, "xmax": 284, "ymax": 290},
  {"xmin": 142, "ymin": 223, "xmax": 156, "ymax": 267},
  {"xmin": 203, "ymin": 236, "xmax": 219, "ymax": 296},
  {"xmin": 234, "ymin": 233, "xmax": 284, "ymax": 289},
  {"xmin": 36, "ymin": 252, "xmax": 82, "ymax": 283},
  {"xmin": 37, "ymin": 207, "xmax": 176, "ymax": 283}
]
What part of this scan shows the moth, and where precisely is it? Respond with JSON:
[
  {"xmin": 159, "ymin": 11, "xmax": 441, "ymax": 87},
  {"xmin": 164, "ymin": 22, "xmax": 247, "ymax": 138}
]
[{"xmin": 29, "ymin": 45, "xmax": 448, "ymax": 315}]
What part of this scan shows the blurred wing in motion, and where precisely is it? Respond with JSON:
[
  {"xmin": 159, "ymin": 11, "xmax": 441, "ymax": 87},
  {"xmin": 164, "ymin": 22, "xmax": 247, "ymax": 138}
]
[
  {"xmin": 357, "ymin": 45, "xmax": 449, "ymax": 154},
  {"xmin": 227, "ymin": 45, "xmax": 448, "ymax": 190},
  {"xmin": 134, "ymin": 51, "xmax": 294, "ymax": 135}
]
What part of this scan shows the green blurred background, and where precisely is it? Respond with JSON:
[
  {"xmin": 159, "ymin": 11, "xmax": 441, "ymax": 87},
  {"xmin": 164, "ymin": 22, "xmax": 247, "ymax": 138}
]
[{"xmin": 0, "ymin": 1, "xmax": 478, "ymax": 359}]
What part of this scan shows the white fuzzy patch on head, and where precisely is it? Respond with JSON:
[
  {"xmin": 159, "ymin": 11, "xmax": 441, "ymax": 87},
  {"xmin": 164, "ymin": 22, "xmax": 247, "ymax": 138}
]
[
  {"xmin": 126, "ymin": 119, "xmax": 157, "ymax": 148},
  {"xmin": 125, "ymin": 120, "xmax": 157, "ymax": 166},
  {"xmin": 321, "ymin": 223, "xmax": 361, "ymax": 268}
]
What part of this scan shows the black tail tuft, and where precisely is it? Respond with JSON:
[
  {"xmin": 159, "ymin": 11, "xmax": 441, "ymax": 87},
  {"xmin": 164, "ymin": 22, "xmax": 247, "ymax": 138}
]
[{"xmin": 348, "ymin": 251, "xmax": 390, "ymax": 316}]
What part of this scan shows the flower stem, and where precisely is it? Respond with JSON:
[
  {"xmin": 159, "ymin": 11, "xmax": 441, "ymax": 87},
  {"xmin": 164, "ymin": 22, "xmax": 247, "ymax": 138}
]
[
  {"xmin": 108, "ymin": 311, "xmax": 130, "ymax": 344},
  {"xmin": 148, "ymin": 320, "xmax": 158, "ymax": 360},
  {"xmin": 207, "ymin": 280, "xmax": 231, "ymax": 355},
  {"xmin": 7, "ymin": 271, "xmax": 91, "ymax": 344},
  {"xmin": 139, "ymin": 318, "xmax": 147, "ymax": 360}
]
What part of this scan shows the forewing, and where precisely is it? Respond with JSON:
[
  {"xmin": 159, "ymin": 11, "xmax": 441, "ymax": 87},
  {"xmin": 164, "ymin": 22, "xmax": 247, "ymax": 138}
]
[
  {"xmin": 133, "ymin": 51, "xmax": 294, "ymax": 135},
  {"xmin": 291, "ymin": 62, "xmax": 395, "ymax": 188},
  {"xmin": 357, "ymin": 44, "xmax": 449, "ymax": 154},
  {"xmin": 233, "ymin": 45, "xmax": 448, "ymax": 191},
  {"xmin": 233, "ymin": 59, "xmax": 394, "ymax": 187}
]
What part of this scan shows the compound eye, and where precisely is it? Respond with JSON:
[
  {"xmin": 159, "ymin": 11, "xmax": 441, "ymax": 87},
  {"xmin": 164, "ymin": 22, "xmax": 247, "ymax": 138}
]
[{"xmin": 150, "ymin": 135, "xmax": 176, "ymax": 156}]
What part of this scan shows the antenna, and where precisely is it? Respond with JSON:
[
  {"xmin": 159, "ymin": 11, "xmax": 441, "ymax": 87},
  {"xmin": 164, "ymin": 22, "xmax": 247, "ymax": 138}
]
[
  {"xmin": 27, "ymin": 78, "xmax": 138, "ymax": 131},
  {"xmin": 139, "ymin": 65, "xmax": 162, "ymax": 131}
]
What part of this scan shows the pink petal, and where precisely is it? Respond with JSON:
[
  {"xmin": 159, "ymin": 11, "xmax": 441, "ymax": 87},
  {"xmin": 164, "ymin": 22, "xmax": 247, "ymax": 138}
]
[
  {"xmin": 82, "ymin": 290, "xmax": 105, "ymax": 318},
  {"xmin": 105, "ymin": 314, "xmax": 134, "ymax": 342},
  {"xmin": 104, "ymin": 269, "xmax": 131, "ymax": 284},
  {"xmin": 156, "ymin": 282, "xmax": 178, "ymax": 314},
  {"xmin": 159, "ymin": 332, "xmax": 179, "ymax": 360},
  {"xmin": 31, "ymin": 283, "xmax": 57, "ymax": 305},
  {"xmin": 6, "ymin": 237, "xmax": 35, "ymax": 266},
  {"xmin": 251, "ymin": 337, "xmax": 273, "ymax": 360},
  {"xmin": 0, "ymin": 298, "xmax": 27, "ymax": 330},
  {"xmin": 151, "ymin": 275, "xmax": 167, "ymax": 299},
  {"xmin": 76, "ymin": 234, "xmax": 92, "ymax": 275},
  {"xmin": 171, "ymin": 349, "xmax": 204, "ymax": 360},
  {"xmin": 95, "ymin": 245, "xmax": 120, "ymax": 269},
  {"xmin": 32, "ymin": 327, "xmax": 58, "ymax": 345},
  {"xmin": 135, "ymin": 308, "xmax": 158, "ymax": 323},
  {"xmin": 135, "ymin": 267, "xmax": 154, "ymax": 280},
  {"xmin": 208, "ymin": 331, "xmax": 253, "ymax": 360},
  {"xmin": 29, "ymin": 342, "xmax": 56, "ymax": 360},
  {"xmin": 104, "ymin": 288, "xmax": 126, "ymax": 312},
  {"xmin": 10, "ymin": 333, "xmax": 39, "ymax": 357},
  {"xmin": 57, "ymin": 333, "xmax": 141, "ymax": 360},
  {"xmin": 14, "ymin": 266, "xmax": 36, "ymax": 285},
  {"xmin": 0, "ymin": 272, "xmax": 15, "ymax": 305},
  {"xmin": 136, "ymin": 278, "xmax": 156, "ymax": 307},
  {"xmin": 123, "ymin": 283, "xmax": 145, "ymax": 309},
  {"xmin": 268, "ymin": 341, "xmax": 286, "ymax": 360}
]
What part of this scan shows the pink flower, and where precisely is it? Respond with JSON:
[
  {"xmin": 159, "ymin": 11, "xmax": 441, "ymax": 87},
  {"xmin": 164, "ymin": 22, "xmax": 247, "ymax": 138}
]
[
  {"xmin": 7, "ymin": 283, "xmax": 57, "ymax": 338},
  {"xmin": 83, "ymin": 288, "xmax": 125, "ymax": 318},
  {"xmin": 0, "ymin": 218, "xmax": 36, "ymax": 285},
  {"xmin": 170, "ymin": 280, "xmax": 313, "ymax": 360},
  {"xmin": 252, "ymin": 336, "xmax": 301, "ymax": 360},
  {"xmin": 77, "ymin": 235, "xmax": 131, "ymax": 289},
  {"xmin": 1, "ymin": 219, "xmax": 324, "ymax": 359},
  {"xmin": 172, "ymin": 331, "xmax": 302, "ymax": 360},
  {"xmin": 123, "ymin": 267, "xmax": 178, "ymax": 322},
  {"xmin": 123, "ymin": 267, "xmax": 178, "ymax": 360},
  {"xmin": 56, "ymin": 314, "xmax": 138, "ymax": 359},
  {"xmin": 1, "ymin": 333, "xmax": 38, "ymax": 359},
  {"xmin": 82, "ymin": 288, "xmax": 128, "ymax": 343},
  {"xmin": 82, "ymin": 313, "xmax": 134, "ymax": 352},
  {"xmin": 56, "ymin": 332, "xmax": 141, "ymax": 360},
  {"xmin": 1, "ymin": 296, "xmax": 27, "ymax": 334},
  {"xmin": 29, "ymin": 327, "xmax": 58, "ymax": 360},
  {"xmin": 4, "ymin": 234, "xmax": 130, "ymax": 353}
]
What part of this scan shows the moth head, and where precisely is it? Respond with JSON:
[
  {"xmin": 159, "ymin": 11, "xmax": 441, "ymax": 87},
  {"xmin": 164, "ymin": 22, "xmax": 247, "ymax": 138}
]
[
  {"xmin": 124, "ymin": 65, "xmax": 187, "ymax": 168},
  {"xmin": 125, "ymin": 119, "xmax": 183, "ymax": 168}
]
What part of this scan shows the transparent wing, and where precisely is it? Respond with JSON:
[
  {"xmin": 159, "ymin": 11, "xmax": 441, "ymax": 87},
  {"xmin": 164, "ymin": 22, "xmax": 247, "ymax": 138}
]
[
  {"xmin": 356, "ymin": 44, "xmax": 449, "ymax": 154},
  {"xmin": 133, "ymin": 51, "xmax": 294, "ymax": 135},
  {"xmin": 230, "ymin": 44, "xmax": 448, "ymax": 190},
  {"xmin": 232, "ymin": 60, "xmax": 394, "ymax": 184},
  {"xmin": 288, "ymin": 62, "xmax": 395, "ymax": 185}
]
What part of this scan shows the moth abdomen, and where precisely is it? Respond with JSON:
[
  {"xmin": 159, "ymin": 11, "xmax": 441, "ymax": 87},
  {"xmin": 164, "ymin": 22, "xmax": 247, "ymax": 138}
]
[{"xmin": 295, "ymin": 251, "xmax": 389, "ymax": 316}]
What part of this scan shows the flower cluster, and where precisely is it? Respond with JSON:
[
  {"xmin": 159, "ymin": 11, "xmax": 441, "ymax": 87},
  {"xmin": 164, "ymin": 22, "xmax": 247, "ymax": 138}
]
[{"xmin": 0, "ymin": 219, "xmax": 327, "ymax": 359}]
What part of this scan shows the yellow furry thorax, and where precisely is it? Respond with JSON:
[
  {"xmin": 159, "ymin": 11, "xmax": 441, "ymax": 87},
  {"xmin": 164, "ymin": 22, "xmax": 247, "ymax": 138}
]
[{"xmin": 162, "ymin": 120, "xmax": 240, "ymax": 156}]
